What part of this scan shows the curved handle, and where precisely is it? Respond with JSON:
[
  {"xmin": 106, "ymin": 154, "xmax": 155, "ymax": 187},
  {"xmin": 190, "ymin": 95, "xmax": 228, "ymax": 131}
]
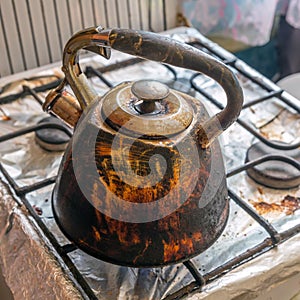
[{"xmin": 61, "ymin": 26, "xmax": 244, "ymax": 147}]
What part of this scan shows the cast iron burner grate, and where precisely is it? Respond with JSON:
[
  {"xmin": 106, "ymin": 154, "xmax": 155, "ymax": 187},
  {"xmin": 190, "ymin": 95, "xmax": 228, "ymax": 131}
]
[{"xmin": 0, "ymin": 32, "xmax": 300, "ymax": 299}]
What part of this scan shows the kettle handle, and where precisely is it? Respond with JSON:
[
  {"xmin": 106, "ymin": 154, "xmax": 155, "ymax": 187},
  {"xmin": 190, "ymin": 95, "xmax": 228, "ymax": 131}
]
[{"xmin": 61, "ymin": 27, "xmax": 244, "ymax": 147}]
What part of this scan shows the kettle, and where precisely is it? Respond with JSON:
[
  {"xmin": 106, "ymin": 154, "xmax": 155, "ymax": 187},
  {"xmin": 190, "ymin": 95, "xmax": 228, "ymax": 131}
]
[{"xmin": 43, "ymin": 26, "xmax": 243, "ymax": 267}]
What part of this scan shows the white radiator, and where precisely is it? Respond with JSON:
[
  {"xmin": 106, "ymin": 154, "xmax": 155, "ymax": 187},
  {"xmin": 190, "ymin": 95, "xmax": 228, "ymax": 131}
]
[{"xmin": 0, "ymin": 0, "xmax": 178, "ymax": 77}]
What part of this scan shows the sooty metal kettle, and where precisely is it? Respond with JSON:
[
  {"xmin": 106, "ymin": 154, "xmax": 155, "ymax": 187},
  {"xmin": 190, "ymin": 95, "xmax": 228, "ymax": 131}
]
[{"xmin": 43, "ymin": 26, "xmax": 244, "ymax": 267}]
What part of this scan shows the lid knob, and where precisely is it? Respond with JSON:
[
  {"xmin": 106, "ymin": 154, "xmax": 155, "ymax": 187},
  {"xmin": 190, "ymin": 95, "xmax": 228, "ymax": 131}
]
[{"xmin": 131, "ymin": 80, "xmax": 170, "ymax": 114}]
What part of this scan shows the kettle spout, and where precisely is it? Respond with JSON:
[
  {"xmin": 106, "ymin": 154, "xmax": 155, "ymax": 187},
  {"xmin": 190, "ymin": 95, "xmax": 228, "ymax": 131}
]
[
  {"xmin": 43, "ymin": 26, "xmax": 111, "ymax": 127},
  {"xmin": 43, "ymin": 81, "xmax": 83, "ymax": 128}
]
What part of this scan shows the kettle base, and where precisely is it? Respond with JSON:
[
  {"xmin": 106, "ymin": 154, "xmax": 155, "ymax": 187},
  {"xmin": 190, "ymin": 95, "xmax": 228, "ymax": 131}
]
[{"xmin": 52, "ymin": 184, "xmax": 230, "ymax": 268}]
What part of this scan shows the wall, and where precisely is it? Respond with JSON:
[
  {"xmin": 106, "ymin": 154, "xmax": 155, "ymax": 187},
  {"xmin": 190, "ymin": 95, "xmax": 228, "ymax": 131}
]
[{"xmin": 0, "ymin": 0, "xmax": 178, "ymax": 77}]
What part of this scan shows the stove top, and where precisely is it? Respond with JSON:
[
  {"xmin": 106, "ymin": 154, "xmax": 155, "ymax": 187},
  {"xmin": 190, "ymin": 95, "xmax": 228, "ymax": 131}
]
[{"xmin": 0, "ymin": 27, "xmax": 300, "ymax": 300}]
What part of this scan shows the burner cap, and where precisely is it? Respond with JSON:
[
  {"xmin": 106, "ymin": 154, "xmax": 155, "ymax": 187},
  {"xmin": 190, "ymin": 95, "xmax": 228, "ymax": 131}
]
[
  {"xmin": 246, "ymin": 141, "xmax": 300, "ymax": 189},
  {"xmin": 35, "ymin": 117, "xmax": 71, "ymax": 151}
]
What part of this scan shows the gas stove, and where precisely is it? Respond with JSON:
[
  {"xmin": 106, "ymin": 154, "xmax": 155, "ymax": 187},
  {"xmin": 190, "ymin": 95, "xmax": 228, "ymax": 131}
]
[{"xmin": 0, "ymin": 27, "xmax": 300, "ymax": 300}]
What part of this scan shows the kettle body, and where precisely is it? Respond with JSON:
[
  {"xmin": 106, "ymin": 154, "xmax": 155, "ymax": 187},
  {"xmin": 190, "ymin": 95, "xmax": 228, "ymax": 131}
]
[{"xmin": 44, "ymin": 27, "xmax": 243, "ymax": 267}]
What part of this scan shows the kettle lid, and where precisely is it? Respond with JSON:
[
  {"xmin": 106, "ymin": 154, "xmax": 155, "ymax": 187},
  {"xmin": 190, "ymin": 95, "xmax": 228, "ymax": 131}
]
[{"xmin": 101, "ymin": 79, "xmax": 193, "ymax": 138}]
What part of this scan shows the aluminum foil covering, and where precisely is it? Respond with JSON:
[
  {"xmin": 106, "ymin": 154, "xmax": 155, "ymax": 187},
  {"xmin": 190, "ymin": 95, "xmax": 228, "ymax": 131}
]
[
  {"xmin": 0, "ymin": 180, "xmax": 83, "ymax": 300},
  {"xmin": 0, "ymin": 27, "xmax": 299, "ymax": 299}
]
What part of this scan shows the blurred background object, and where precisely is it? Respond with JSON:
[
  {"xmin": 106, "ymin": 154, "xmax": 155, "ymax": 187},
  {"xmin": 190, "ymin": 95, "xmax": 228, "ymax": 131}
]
[{"xmin": 181, "ymin": 0, "xmax": 300, "ymax": 81}]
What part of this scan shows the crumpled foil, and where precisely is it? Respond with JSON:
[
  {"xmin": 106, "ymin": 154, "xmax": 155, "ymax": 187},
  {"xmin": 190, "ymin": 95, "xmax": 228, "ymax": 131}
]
[
  {"xmin": 0, "ymin": 180, "xmax": 83, "ymax": 300},
  {"xmin": 0, "ymin": 27, "xmax": 299, "ymax": 299}
]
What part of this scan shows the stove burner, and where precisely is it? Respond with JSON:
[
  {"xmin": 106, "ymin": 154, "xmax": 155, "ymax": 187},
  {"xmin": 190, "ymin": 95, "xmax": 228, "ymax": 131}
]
[
  {"xmin": 246, "ymin": 141, "xmax": 300, "ymax": 189},
  {"xmin": 35, "ymin": 117, "xmax": 71, "ymax": 151}
]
